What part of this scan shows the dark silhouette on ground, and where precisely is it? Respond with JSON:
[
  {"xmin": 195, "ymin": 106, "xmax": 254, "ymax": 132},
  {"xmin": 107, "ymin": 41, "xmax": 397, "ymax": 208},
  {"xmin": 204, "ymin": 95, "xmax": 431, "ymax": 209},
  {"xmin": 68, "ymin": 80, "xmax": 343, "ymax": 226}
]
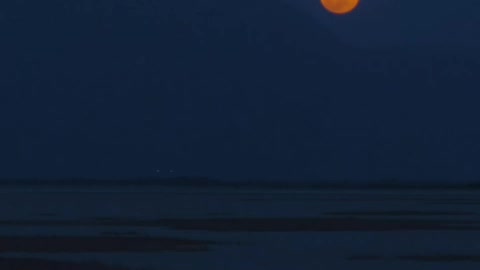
[
  {"xmin": 349, "ymin": 254, "xmax": 480, "ymax": 262},
  {"xmin": 0, "ymin": 256, "xmax": 142, "ymax": 270},
  {"xmin": 325, "ymin": 210, "xmax": 476, "ymax": 216},
  {"xmin": 0, "ymin": 236, "xmax": 215, "ymax": 253}
]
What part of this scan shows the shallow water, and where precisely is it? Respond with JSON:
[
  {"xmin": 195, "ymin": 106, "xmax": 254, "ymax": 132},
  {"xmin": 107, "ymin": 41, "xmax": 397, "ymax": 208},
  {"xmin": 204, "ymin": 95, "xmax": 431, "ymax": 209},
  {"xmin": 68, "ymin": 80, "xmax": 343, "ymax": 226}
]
[{"xmin": 1, "ymin": 187, "xmax": 480, "ymax": 269}]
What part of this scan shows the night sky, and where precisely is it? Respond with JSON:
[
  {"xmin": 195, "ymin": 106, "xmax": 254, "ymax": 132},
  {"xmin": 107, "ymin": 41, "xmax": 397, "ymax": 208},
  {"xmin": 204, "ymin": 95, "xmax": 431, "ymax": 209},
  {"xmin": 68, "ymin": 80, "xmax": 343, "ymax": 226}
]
[{"xmin": 1, "ymin": 0, "xmax": 480, "ymax": 182}]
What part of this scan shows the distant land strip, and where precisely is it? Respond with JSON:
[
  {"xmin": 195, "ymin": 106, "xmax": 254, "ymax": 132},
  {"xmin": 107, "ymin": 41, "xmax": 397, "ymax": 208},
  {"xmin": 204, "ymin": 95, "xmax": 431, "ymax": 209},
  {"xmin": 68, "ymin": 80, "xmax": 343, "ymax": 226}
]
[
  {"xmin": 1, "ymin": 177, "xmax": 480, "ymax": 189},
  {"xmin": 1, "ymin": 217, "xmax": 480, "ymax": 232}
]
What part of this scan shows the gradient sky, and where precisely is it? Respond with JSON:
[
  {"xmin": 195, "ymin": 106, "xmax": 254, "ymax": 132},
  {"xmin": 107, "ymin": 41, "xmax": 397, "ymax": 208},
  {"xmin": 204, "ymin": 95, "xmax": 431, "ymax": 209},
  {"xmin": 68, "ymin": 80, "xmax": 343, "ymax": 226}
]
[
  {"xmin": 327, "ymin": 0, "xmax": 478, "ymax": 45},
  {"xmin": 1, "ymin": 0, "xmax": 479, "ymax": 181},
  {"xmin": 289, "ymin": 0, "xmax": 480, "ymax": 47}
]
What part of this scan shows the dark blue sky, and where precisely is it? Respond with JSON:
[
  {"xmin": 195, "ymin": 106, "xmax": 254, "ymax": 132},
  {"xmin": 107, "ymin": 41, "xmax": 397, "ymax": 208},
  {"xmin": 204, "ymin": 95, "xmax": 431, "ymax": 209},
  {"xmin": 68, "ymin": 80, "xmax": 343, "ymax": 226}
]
[
  {"xmin": 295, "ymin": 0, "xmax": 480, "ymax": 47},
  {"xmin": 1, "ymin": 0, "xmax": 480, "ymax": 181}
]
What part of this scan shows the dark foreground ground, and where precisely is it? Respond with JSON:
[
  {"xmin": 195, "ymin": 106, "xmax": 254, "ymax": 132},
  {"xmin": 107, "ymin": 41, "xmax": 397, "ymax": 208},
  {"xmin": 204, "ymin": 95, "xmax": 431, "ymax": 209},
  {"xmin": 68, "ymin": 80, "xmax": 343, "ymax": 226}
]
[
  {"xmin": 0, "ymin": 187, "xmax": 480, "ymax": 269},
  {"xmin": 0, "ymin": 256, "xmax": 136, "ymax": 270}
]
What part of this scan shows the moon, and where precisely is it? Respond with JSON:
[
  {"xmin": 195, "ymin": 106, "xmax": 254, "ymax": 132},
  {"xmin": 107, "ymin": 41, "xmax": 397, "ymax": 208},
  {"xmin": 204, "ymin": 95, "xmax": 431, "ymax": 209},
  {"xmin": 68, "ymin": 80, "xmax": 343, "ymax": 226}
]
[{"xmin": 321, "ymin": 0, "xmax": 360, "ymax": 15}]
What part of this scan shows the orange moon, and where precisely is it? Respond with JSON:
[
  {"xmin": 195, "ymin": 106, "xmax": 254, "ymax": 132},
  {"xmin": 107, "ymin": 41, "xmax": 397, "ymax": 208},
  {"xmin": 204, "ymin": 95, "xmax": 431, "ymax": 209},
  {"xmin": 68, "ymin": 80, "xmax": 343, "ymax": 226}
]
[{"xmin": 321, "ymin": 0, "xmax": 360, "ymax": 15}]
